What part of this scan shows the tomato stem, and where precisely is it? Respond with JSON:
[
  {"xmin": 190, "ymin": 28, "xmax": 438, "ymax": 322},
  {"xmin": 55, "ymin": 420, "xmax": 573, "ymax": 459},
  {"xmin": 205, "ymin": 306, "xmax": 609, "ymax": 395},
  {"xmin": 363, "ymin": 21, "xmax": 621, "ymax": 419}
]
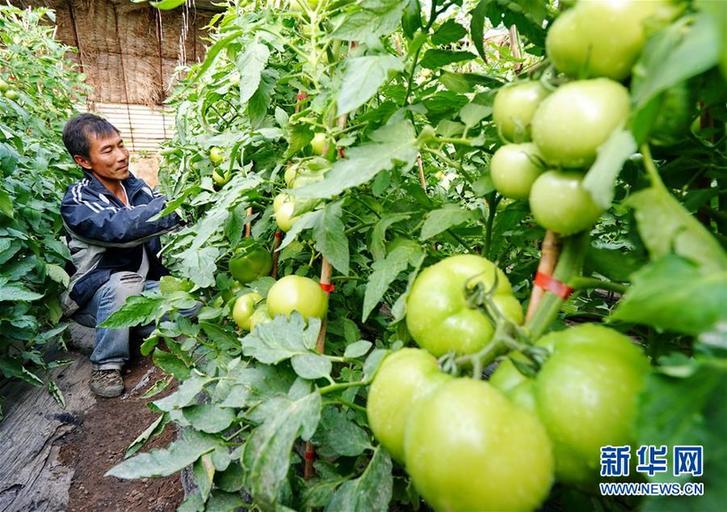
[{"xmin": 525, "ymin": 232, "xmax": 589, "ymax": 340}]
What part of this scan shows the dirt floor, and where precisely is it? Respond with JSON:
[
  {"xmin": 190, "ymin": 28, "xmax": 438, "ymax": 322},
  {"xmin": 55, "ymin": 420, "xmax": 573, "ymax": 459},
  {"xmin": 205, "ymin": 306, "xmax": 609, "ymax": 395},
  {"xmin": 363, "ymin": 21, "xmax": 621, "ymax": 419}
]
[
  {"xmin": 0, "ymin": 350, "xmax": 185, "ymax": 512},
  {"xmin": 58, "ymin": 356, "xmax": 184, "ymax": 512}
]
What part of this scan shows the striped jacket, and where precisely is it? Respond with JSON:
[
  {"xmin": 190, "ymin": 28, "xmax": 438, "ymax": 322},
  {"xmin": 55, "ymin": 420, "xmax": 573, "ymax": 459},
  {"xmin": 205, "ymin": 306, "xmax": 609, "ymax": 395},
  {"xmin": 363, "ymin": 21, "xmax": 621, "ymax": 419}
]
[{"xmin": 59, "ymin": 172, "xmax": 180, "ymax": 315}]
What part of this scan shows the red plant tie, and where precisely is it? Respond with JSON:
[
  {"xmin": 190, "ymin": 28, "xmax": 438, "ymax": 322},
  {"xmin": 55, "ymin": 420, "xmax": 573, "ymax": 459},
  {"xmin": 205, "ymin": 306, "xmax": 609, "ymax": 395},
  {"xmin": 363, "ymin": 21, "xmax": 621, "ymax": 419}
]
[
  {"xmin": 534, "ymin": 271, "xmax": 573, "ymax": 300},
  {"xmin": 319, "ymin": 282, "xmax": 335, "ymax": 294}
]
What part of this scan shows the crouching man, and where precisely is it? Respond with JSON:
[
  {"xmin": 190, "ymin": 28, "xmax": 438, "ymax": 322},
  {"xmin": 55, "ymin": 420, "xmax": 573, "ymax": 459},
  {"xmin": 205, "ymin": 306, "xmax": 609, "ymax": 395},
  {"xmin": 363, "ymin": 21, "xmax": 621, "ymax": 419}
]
[{"xmin": 60, "ymin": 113, "xmax": 185, "ymax": 398}]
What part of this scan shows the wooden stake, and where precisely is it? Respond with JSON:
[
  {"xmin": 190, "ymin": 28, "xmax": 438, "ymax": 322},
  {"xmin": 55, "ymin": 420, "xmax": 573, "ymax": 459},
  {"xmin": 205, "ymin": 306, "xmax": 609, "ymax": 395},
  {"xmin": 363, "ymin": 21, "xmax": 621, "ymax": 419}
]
[
  {"xmin": 417, "ymin": 154, "xmax": 426, "ymax": 189},
  {"xmin": 525, "ymin": 230, "xmax": 560, "ymax": 322},
  {"xmin": 245, "ymin": 206, "xmax": 253, "ymax": 238}
]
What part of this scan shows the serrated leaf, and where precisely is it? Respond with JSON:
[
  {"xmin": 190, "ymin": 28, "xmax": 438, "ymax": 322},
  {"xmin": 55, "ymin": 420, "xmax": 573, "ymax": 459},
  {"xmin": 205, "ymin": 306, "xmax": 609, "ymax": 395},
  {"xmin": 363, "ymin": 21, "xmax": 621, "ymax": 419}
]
[
  {"xmin": 242, "ymin": 313, "xmax": 322, "ymax": 365},
  {"xmin": 237, "ymin": 41, "xmax": 270, "ymax": 104},
  {"xmin": 153, "ymin": 348, "xmax": 190, "ymax": 380},
  {"xmin": 612, "ymin": 256, "xmax": 727, "ymax": 335},
  {"xmin": 100, "ymin": 294, "xmax": 165, "ymax": 328},
  {"xmin": 332, "ymin": 0, "xmax": 407, "ymax": 41},
  {"xmin": 324, "ymin": 447, "xmax": 392, "ymax": 512},
  {"xmin": 315, "ymin": 407, "xmax": 371, "ymax": 458},
  {"xmin": 0, "ymin": 285, "xmax": 44, "ymax": 302},
  {"xmin": 362, "ymin": 244, "xmax": 422, "ymax": 322},
  {"xmin": 242, "ymin": 392, "xmax": 321, "ymax": 508},
  {"xmin": 370, "ymin": 212, "xmax": 411, "ymax": 261},
  {"xmin": 183, "ymin": 404, "xmax": 237, "ymax": 434},
  {"xmin": 459, "ymin": 102, "xmax": 491, "ymax": 127},
  {"xmin": 107, "ymin": 430, "xmax": 219, "ymax": 479},
  {"xmin": 626, "ymin": 186, "xmax": 727, "ymax": 273},
  {"xmin": 45, "ymin": 263, "xmax": 70, "ymax": 287},
  {"xmin": 432, "ymin": 20, "xmax": 467, "ymax": 45},
  {"xmin": 313, "ymin": 202, "xmax": 349, "ymax": 275},
  {"xmin": 583, "ymin": 129, "xmax": 637, "ymax": 210},
  {"xmin": 293, "ymin": 121, "xmax": 418, "ymax": 200},
  {"xmin": 338, "ymin": 55, "xmax": 403, "ymax": 115},
  {"xmin": 178, "ymin": 246, "xmax": 219, "ymax": 289},
  {"xmin": 420, "ymin": 205, "xmax": 475, "ymax": 240}
]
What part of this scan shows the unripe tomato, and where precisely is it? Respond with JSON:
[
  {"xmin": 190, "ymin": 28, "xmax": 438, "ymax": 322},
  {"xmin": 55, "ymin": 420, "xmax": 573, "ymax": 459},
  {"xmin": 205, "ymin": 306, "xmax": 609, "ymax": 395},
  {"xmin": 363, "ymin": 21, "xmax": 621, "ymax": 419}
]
[
  {"xmin": 490, "ymin": 143, "xmax": 544, "ymax": 200},
  {"xmin": 310, "ymin": 132, "xmax": 328, "ymax": 155},
  {"xmin": 228, "ymin": 241, "xmax": 273, "ymax": 284},
  {"xmin": 273, "ymin": 193, "xmax": 298, "ymax": 232},
  {"xmin": 531, "ymin": 78, "xmax": 630, "ymax": 168},
  {"xmin": 366, "ymin": 349, "xmax": 451, "ymax": 462},
  {"xmin": 284, "ymin": 163, "xmax": 301, "ymax": 188},
  {"xmin": 266, "ymin": 275, "xmax": 328, "ymax": 320},
  {"xmin": 493, "ymin": 81, "xmax": 549, "ymax": 143},
  {"xmin": 232, "ymin": 292, "xmax": 263, "ymax": 330},
  {"xmin": 404, "ymin": 379, "xmax": 554, "ymax": 512},
  {"xmin": 0, "ymin": 78, "xmax": 8, "ymax": 92},
  {"xmin": 248, "ymin": 304, "xmax": 272, "ymax": 332},
  {"xmin": 546, "ymin": 0, "xmax": 678, "ymax": 80},
  {"xmin": 490, "ymin": 355, "xmax": 537, "ymax": 412},
  {"xmin": 529, "ymin": 170, "xmax": 603, "ymax": 235},
  {"xmin": 534, "ymin": 324, "xmax": 649, "ymax": 484},
  {"xmin": 212, "ymin": 169, "xmax": 230, "ymax": 186},
  {"xmin": 4, "ymin": 88, "xmax": 19, "ymax": 100},
  {"xmin": 209, "ymin": 146, "xmax": 225, "ymax": 165},
  {"xmin": 406, "ymin": 255, "xmax": 523, "ymax": 357}
]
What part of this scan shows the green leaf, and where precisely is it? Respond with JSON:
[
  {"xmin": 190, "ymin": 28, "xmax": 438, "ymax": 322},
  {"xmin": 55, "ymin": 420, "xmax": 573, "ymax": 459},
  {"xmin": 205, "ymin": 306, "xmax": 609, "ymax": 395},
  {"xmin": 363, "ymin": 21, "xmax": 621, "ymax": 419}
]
[
  {"xmin": 344, "ymin": 340, "xmax": 372, "ymax": 358},
  {"xmin": 631, "ymin": 13, "xmax": 719, "ymax": 109},
  {"xmin": 100, "ymin": 294, "xmax": 165, "ymax": 328},
  {"xmin": 401, "ymin": 0, "xmax": 422, "ymax": 39},
  {"xmin": 362, "ymin": 243, "xmax": 422, "ymax": 322},
  {"xmin": 291, "ymin": 353, "xmax": 332, "ymax": 380},
  {"xmin": 370, "ymin": 212, "xmax": 411, "ymax": 261},
  {"xmin": 696, "ymin": 0, "xmax": 727, "ymax": 79},
  {"xmin": 585, "ymin": 246, "xmax": 645, "ymax": 283},
  {"xmin": 324, "ymin": 446, "xmax": 393, "ymax": 512},
  {"xmin": 459, "ymin": 102, "xmax": 491, "ymax": 127},
  {"xmin": 583, "ymin": 129, "xmax": 637, "ymax": 210},
  {"xmin": 332, "ymin": 0, "xmax": 407, "ymax": 41},
  {"xmin": 612, "ymin": 256, "xmax": 727, "ymax": 335},
  {"xmin": 0, "ymin": 285, "xmax": 43, "ymax": 302},
  {"xmin": 45, "ymin": 263, "xmax": 70, "ymax": 288},
  {"xmin": 125, "ymin": 415, "xmax": 168, "ymax": 458},
  {"xmin": 183, "ymin": 404, "xmax": 237, "ymax": 434},
  {"xmin": 432, "ymin": 20, "xmax": 468, "ymax": 45},
  {"xmin": 637, "ymin": 359, "xmax": 727, "ymax": 512},
  {"xmin": 242, "ymin": 392, "xmax": 321, "ymax": 509},
  {"xmin": 0, "ymin": 187, "xmax": 13, "ymax": 218},
  {"xmin": 149, "ymin": 0, "xmax": 186, "ymax": 10},
  {"xmin": 313, "ymin": 202, "xmax": 349, "ymax": 275},
  {"xmin": 293, "ymin": 121, "xmax": 418, "ymax": 200},
  {"xmin": 338, "ymin": 55, "xmax": 403, "ymax": 115},
  {"xmin": 178, "ymin": 246, "xmax": 219, "ymax": 289},
  {"xmin": 107, "ymin": 430, "xmax": 219, "ymax": 479},
  {"xmin": 189, "ymin": 30, "xmax": 244, "ymax": 81},
  {"xmin": 153, "ymin": 348, "xmax": 191, "ymax": 380},
  {"xmin": 420, "ymin": 205, "xmax": 476, "ymax": 240},
  {"xmin": 419, "ymin": 49, "xmax": 476, "ymax": 69},
  {"xmin": 242, "ymin": 313, "xmax": 322, "ymax": 365},
  {"xmin": 192, "ymin": 454, "xmax": 215, "ymax": 502},
  {"xmin": 315, "ymin": 407, "xmax": 371, "ymax": 458},
  {"xmin": 470, "ymin": 0, "xmax": 492, "ymax": 62},
  {"xmin": 237, "ymin": 41, "xmax": 270, "ymax": 105},
  {"xmin": 626, "ymin": 186, "xmax": 727, "ymax": 273}
]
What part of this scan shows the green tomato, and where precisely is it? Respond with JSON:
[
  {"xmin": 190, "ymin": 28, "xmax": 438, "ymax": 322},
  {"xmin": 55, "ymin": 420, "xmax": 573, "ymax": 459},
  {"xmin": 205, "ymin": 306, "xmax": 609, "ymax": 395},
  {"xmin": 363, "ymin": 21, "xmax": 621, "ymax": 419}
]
[
  {"xmin": 212, "ymin": 169, "xmax": 230, "ymax": 186},
  {"xmin": 404, "ymin": 379, "xmax": 554, "ymax": 512},
  {"xmin": 489, "ymin": 355, "xmax": 529, "ymax": 394},
  {"xmin": 0, "ymin": 78, "xmax": 8, "ymax": 92},
  {"xmin": 534, "ymin": 324, "xmax": 649, "ymax": 484},
  {"xmin": 284, "ymin": 163, "xmax": 301, "ymax": 188},
  {"xmin": 232, "ymin": 292, "xmax": 263, "ymax": 331},
  {"xmin": 406, "ymin": 255, "xmax": 523, "ymax": 357},
  {"xmin": 310, "ymin": 132, "xmax": 328, "ymax": 156},
  {"xmin": 228, "ymin": 241, "xmax": 273, "ymax": 284},
  {"xmin": 4, "ymin": 88, "xmax": 19, "ymax": 100},
  {"xmin": 546, "ymin": 0, "xmax": 678, "ymax": 80},
  {"xmin": 493, "ymin": 81, "xmax": 550, "ymax": 143},
  {"xmin": 529, "ymin": 170, "xmax": 603, "ymax": 235},
  {"xmin": 266, "ymin": 275, "xmax": 328, "ymax": 320},
  {"xmin": 209, "ymin": 146, "xmax": 225, "ymax": 165},
  {"xmin": 532, "ymin": 78, "xmax": 630, "ymax": 168},
  {"xmin": 273, "ymin": 193, "xmax": 298, "ymax": 232},
  {"xmin": 366, "ymin": 348, "xmax": 451, "ymax": 462},
  {"xmin": 248, "ymin": 304, "xmax": 272, "ymax": 332},
  {"xmin": 490, "ymin": 143, "xmax": 544, "ymax": 200}
]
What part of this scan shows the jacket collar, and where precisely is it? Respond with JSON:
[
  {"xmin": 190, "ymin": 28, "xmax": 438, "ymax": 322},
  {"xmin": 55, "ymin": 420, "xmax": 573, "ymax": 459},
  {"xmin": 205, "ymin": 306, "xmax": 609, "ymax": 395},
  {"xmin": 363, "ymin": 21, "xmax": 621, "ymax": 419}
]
[{"xmin": 83, "ymin": 172, "xmax": 146, "ymax": 203}]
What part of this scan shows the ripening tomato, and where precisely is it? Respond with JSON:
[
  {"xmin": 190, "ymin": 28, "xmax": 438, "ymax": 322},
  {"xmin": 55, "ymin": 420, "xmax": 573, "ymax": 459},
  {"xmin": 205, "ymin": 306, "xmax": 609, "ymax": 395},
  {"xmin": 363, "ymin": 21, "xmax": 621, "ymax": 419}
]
[
  {"xmin": 531, "ymin": 78, "xmax": 630, "ymax": 168},
  {"xmin": 406, "ymin": 255, "xmax": 523, "ymax": 356},
  {"xmin": 529, "ymin": 170, "xmax": 603, "ymax": 235},
  {"xmin": 404, "ymin": 378, "xmax": 554, "ymax": 512},
  {"xmin": 232, "ymin": 292, "xmax": 263, "ymax": 331},
  {"xmin": 366, "ymin": 348, "xmax": 451, "ymax": 462},
  {"xmin": 490, "ymin": 143, "xmax": 544, "ymax": 200},
  {"xmin": 266, "ymin": 275, "xmax": 328, "ymax": 320},
  {"xmin": 546, "ymin": 0, "xmax": 679, "ymax": 80},
  {"xmin": 493, "ymin": 81, "xmax": 550, "ymax": 143},
  {"xmin": 534, "ymin": 324, "xmax": 650, "ymax": 484}
]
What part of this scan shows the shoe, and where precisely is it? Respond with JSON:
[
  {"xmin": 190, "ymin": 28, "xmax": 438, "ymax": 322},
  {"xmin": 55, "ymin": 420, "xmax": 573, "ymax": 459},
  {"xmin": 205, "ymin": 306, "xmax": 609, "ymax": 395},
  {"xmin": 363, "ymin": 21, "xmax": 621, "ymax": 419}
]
[{"xmin": 90, "ymin": 369, "xmax": 124, "ymax": 398}]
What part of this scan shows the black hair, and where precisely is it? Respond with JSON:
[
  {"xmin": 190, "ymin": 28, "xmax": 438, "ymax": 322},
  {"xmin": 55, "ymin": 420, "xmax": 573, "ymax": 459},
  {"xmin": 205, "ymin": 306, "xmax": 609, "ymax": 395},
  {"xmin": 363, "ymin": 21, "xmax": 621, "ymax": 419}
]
[{"xmin": 62, "ymin": 113, "xmax": 120, "ymax": 159}]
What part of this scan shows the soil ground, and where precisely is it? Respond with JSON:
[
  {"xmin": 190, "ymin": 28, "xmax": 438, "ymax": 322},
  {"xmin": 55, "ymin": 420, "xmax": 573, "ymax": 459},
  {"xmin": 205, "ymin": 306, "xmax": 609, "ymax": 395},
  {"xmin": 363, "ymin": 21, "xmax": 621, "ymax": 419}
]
[{"xmin": 0, "ymin": 351, "xmax": 184, "ymax": 512}]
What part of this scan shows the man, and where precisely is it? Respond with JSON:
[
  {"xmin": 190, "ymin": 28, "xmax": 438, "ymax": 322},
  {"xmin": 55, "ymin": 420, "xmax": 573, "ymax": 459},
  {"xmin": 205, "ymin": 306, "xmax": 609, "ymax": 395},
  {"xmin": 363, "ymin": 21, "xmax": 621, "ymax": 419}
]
[{"xmin": 60, "ymin": 113, "xmax": 181, "ymax": 398}]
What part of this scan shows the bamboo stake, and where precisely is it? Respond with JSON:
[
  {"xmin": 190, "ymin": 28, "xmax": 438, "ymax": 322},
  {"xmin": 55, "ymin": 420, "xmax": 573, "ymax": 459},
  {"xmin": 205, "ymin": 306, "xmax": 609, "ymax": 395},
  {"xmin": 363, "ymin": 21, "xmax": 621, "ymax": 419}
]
[{"xmin": 525, "ymin": 230, "xmax": 560, "ymax": 322}]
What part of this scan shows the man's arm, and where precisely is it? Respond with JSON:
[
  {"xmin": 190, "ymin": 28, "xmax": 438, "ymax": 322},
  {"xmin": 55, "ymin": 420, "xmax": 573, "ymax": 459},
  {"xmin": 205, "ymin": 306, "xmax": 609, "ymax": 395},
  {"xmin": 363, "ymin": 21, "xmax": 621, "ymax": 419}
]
[{"xmin": 61, "ymin": 192, "xmax": 181, "ymax": 248}]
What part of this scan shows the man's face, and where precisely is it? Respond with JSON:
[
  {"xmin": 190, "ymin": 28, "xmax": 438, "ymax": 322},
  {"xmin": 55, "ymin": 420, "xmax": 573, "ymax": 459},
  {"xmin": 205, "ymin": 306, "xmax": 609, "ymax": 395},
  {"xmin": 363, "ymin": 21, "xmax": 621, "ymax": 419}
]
[{"xmin": 74, "ymin": 131, "xmax": 130, "ymax": 181}]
